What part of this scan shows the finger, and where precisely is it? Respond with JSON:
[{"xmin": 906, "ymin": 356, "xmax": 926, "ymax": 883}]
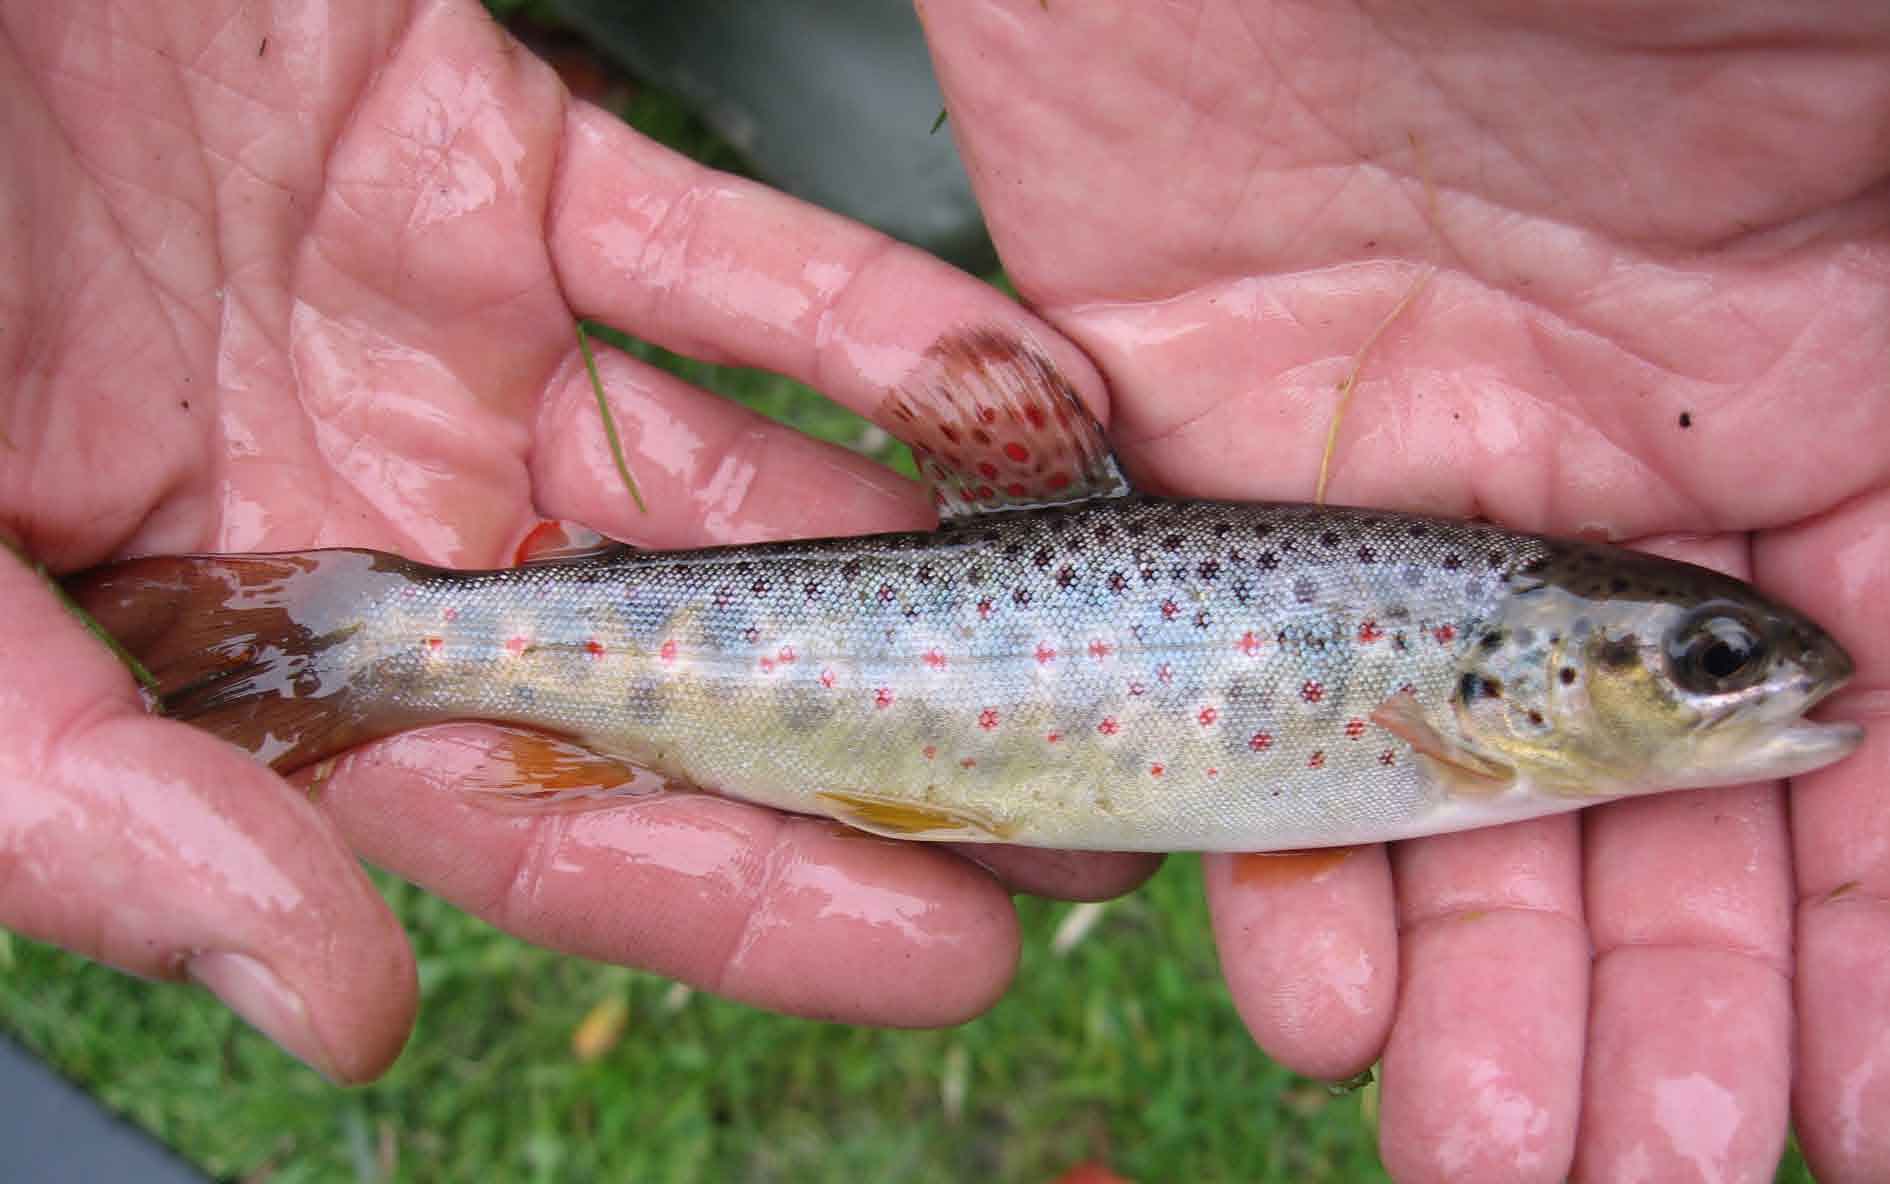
[
  {"xmin": 951, "ymin": 845, "xmax": 1161, "ymax": 902},
  {"xmin": 314, "ymin": 724, "xmax": 1020, "ymax": 1025},
  {"xmin": 1571, "ymin": 534, "xmax": 1794, "ymax": 1183},
  {"xmin": 529, "ymin": 341, "xmax": 933, "ymax": 550},
  {"xmin": 1378, "ymin": 818, "xmax": 1586, "ymax": 1184},
  {"xmin": 1755, "ymin": 491, "xmax": 1890, "ymax": 1183},
  {"xmin": 545, "ymin": 104, "xmax": 1109, "ymax": 428},
  {"xmin": 1203, "ymin": 847, "xmax": 1398, "ymax": 1080},
  {"xmin": 0, "ymin": 559, "xmax": 413, "ymax": 1082}
]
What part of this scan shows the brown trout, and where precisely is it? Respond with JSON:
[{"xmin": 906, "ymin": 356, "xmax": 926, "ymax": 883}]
[{"xmin": 72, "ymin": 330, "xmax": 1861, "ymax": 851}]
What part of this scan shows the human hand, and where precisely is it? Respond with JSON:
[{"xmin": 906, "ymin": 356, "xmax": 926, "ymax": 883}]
[
  {"xmin": 0, "ymin": 0, "xmax": 1157, "ymax": 1083},
  {"xmin": 920, "ymin": 2, "xmax": 1890, "ymax": 1180}
]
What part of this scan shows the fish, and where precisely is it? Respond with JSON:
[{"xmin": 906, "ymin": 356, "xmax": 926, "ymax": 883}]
[{"xmin": 69, "ymin": 329, "xmax": 1862, "ymax": 852}]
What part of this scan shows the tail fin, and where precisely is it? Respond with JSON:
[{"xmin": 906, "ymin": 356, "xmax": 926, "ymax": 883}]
[{"xmin": 68, "ymin": 549, "xmax": 429, "ymax": 771}]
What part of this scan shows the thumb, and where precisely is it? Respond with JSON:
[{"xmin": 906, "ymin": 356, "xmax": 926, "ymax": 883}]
[{"xmin": 0, "ymin": 556, "xmax": 415, "ymax": 1082}]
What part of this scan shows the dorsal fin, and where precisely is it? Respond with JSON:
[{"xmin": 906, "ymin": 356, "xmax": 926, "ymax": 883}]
[{"xmin": 880, "ymin": 327, "xmax": 1131, "ymax": 520}]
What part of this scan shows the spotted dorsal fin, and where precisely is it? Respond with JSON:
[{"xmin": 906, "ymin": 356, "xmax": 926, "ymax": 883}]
[{"xmin": 880, "ymin": 327, "xmax": 1131, "ymax": 520}]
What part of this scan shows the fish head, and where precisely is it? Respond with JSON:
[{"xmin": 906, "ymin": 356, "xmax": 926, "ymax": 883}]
[{"xmin": 1452, "ymin": 546, "xmax": 1862, "ymax": 796}]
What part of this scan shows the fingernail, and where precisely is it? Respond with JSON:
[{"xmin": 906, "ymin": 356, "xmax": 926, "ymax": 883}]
[{"xmin": 187, "ymin": 952, "xmax": 345, "ymax": 1083}]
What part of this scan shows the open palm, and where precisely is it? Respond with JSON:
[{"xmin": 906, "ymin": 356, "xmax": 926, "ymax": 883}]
[
  {"xmin": 922, "ymin": 3, "xmax": 1890, "ymax": 1180},
  {"xmin": 0, "ymin": 0, "xmax": 1155, "ymax": 1084}
]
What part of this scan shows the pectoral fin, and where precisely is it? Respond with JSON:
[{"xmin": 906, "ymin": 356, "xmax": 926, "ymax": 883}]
[
  {"xmin": 1370, "ymin": 692, "xmax": 1515, "ymax": 797},
  {"xmin": 816, "ymin": 790, "xmax": 1014, "ymax": 841}
]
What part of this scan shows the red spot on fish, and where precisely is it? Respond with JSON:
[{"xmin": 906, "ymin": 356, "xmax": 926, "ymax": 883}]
[
  {"xmin": 1098, "ymin": 717, "xmax": 1120, "ymax": 736},
  {"xmin": 979, "ymin": 708, "xmax": 1001, "ymax": 730},
  {"xmin": 424, "ymin": 635, "xmax": 444, "ymax": 654},
  {"xmin": 583, "ymin": 638, "xmax": 606, "ymax": 660},
  {"xmin": 659, "ymin": 640, "xmax": 678, "ymax": 663},
  {"xmin": 1150, "ymin": 763, "xmax": 1165, "ymax": 778},
  {"xmin": 1161, "ymin": 599, "xmax": 1179, "ymax": 620},
  {"xmin": 1236, "ymin": 631, "xmax": 1263, "ymax": 657},
  {"xmin": 1433, "ymin": 624, "xmax": 1457, "ymax": 645},
  {"xmin": 1006, "ymin": 482, "xmax": 1027, "ymax": 497},
  {"xmin": 504, "ymin": 635, "xmax": 529, "ymax": 656},
  {"xmin": 1046, "ymin": 731, "xmax": 1063, "ymax": 744},
  {"xmin": 1047, "ymin": 471, "xmax": 1073, "ymax": 491},
  {"xmin": 923, "ymin": 745, "xmax": 938, "ymax": 760},
  {"xmin": 442, "ymin": 606, "xmax": 459, "ymax": 623},
  {"xmin": 759, "ymin": 656, "xmax": 776, "ymax": 673},
  {"xmin": 1249, "ymin": 732, "xmax": 1273, "ymax": 752},
  {"xmin": 1198, "ymin": 706, "xmax": 1219, "ymax": 727},
  {"xmin": 1379, "ymin": 750, "xmax": 1397, "ymax": 766},
  {"xmin": 1004, "ymin": 442, "xmax": 1030, "ymax": 463},
  {"xmin": 960, "ymin": 757, "xmax": 977, "ymax": 769},
  {"xmin": 1206, "ymin": 767, "xmax": 1220, "ymax": 777},
  {"xmin": 978, "ymin": 598, "xmax": 994, "ymax": 619},
  {"xmin": 978, "ymin": 461, "xmax": 999, "ymax": 480},
  {"xmin": 978, "ymin": 405, "xmax": 998, "ymax": 425},
  {"xmin": 1035, "ymin": 641, "xmax": 1058, "ymax": 664},
  {"xmin": 777, "ymin": 646, "xmax": 797, "ymax": 664},
  {"xmin": 1309, "ymin": 750, "xmax": 1326, "ymax": 769},
  {"xmin": 1358, "ymin": 620, "xmax": 1384, "ymax": 643},
  {"xmin": 874, "ymin": 687, "xmax": 895, "ymax": 709},
  {"xmin": 1301, "ymin": 680, "xmax": 1325, "ymax": 703},
  {"xmin": 1345, "ymin": 718, "xmax": 1367, "ymax": 739},
  {"xmin": 1088, "ymin": 639, "xmax": 1114, "ymax": 660},
  {"xmin": 1025, "ymin": 405, "xmax": 1047, "ymax": 430},
  {"xmin": 923, "ymin": 649, "xmax": 948, "ymax": 670}
]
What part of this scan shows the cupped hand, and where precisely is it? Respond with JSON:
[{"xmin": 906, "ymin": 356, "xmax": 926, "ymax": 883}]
[
  {"xmin": 0, "ymin": 0, "xmax": 1156, "ymax": 1084},
  {"xmin": 922, "ymin": 2, "xmax": 1890, "ymax": 1180}
]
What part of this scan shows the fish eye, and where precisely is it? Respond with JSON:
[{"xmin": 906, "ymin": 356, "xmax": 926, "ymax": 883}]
[{"xmin": 1666, "ymin": 604, "xmax": 1770, "ymax": 694}]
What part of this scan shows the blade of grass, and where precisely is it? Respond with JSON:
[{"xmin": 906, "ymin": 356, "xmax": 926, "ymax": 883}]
[{"xmin": 577, "ymin": 320, "xmax": 648, "ymax": 515}]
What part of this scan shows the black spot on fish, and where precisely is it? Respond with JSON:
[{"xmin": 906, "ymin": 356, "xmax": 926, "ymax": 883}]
[
  {"xmin": 1679, "ymin": 411, "xmax": 1693, "ymax": 428},
  {"xmin": 1357, "ymin": 545, "xmax": 1377, "ymax": 564},
  {"xmin": 1034, "ymin": 548, "xmax": 1053, "ymax": 569},
  {"xmin": 1194, "ymin": 610, "xmax": 1212, "ymax": 629},
  {"xmin": 1253, "ymin": 524, "xmax": 1274, "ymax": 539},
  {"xmin": 1003, "ymin": 543, "xmax": 1024, "ymax": 558},
  {"xmin": 1598, "ymin": 635, "xmax": 1639, "ymax": 669},
  {"xmin": 1320, "ymin": 531, "xmax": 1340, "ymax": 548},
  {"xmin": 1293, "ymin": 577, "xmax": 1317, "ymax": 604},
  {"xmin": 1141, "ymin": 566, "xmax": 1158, "ymax": 583},
  {"xmin": 1108, "ymin": 571, "xmax": 1129, "ymax": 593},
  {"xmin": 1161, "ymin": 533, "xmax": 1184, "ymax": 552},
  {"xmin": 1480, "ymin": 630, "xmax": 1504, "ymax": 650},
  {"xmin": 742, "ymin": 626, "xmax": 761, "ymax": 644},
  {"xmin": 1014, "ymin": 587, "xmax": 1033, "ymax": 606},
  {"xmin": 1213, "ymin": 522, "xmax": 1232, "ymax": 537},
  {"xmin": 1527, "ymin": 709, "xmax": 1546, "ymax": 727},
  {"xmin": 751, "ymin": 578, "xmax": 771, "ymax": 595},
  {"xmin": 1056, "ymin": 566, "xmax": 1077, "ymax": 589},
  {"xmin": 1408, "ymin": 523, "xmax": 1429, "ymax": 538},
  {"xmin": 1560, "ymin": 666, "xmax": 1578, "ymax": 685},
  {"xmin": 916, "ymin": 564, "xmax": 935, "ymax": 583},
  {"xmin": 1198, "ymin": 559, "xmax": 1221, "ymax": 580},
  {"xmin": 1459, "ymin": 673, "xmax": 1504, "ymax": 701},
  {"xmin": 877, "ymin": 584, "xmax": 896, "ymax": 603},
  {"xmin": 841, "ymin": 559, "xmax": 862, "ymax": 581},
  {"xmin": 1233, "ymin": 580, "xmax": 1252, "ymax": 604},
  {"xmin": 1258, "ymin": 551, "xmax": 1279, "ymax": 571},
  {"xmin": 966, "ymin": 566, "xmax": 986, "ymax": 585},
  {"xmin": 804, "ymin": 581, "xmax": 822, "ymax": 600},
  {"xmin": 1487, "ymin": 551, "xmax": 1505, "ymax": 569},
  {"xmin": 1094, "ymin": 525, "xmax": 1116, "ymax": 545},
  {"xmin": 1443, "ymin": 553, "xmax": 1462, "ymax": 570}
]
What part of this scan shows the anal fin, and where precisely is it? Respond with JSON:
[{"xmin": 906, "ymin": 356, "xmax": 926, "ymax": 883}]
[{"xmin": 816, "ymin": 789, "xmax": 1014, "ymax": 841}]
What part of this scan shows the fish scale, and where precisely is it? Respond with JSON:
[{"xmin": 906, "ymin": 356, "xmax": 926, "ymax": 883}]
[
  {"xmin": 188, "ymin": 499, "xmax": 1547, "ymax": 849},
  {"xmin": 69, "ymin": 329, "xmax": 1861, "ymax": 851}
]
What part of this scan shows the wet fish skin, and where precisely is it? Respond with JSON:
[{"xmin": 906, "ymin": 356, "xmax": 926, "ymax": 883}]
[{"xmin": 72, "ymin": 494, "xmax": 1861, "ymax": 852}]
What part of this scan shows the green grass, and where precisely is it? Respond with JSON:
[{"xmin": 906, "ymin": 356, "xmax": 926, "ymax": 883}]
[{"xmin": 3, "ymin": 861, "xmax": 1386, "ymax": 1182}]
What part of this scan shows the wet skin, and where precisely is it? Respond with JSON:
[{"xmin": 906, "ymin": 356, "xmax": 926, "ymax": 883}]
[
  {"xmin": 920, "ymin": 4, "xmax": 1890, "ymax": 1182},
  {"xmin": 1, "ymin": 2, "xmax": 1886, "ymax": 1181}
]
